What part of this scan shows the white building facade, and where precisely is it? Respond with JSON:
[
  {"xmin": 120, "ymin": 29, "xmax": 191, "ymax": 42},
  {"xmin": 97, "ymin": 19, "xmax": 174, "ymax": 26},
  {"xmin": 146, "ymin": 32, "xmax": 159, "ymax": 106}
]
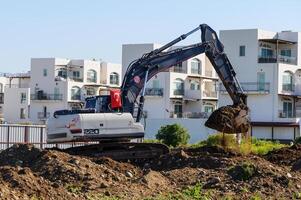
[
  {"xmin": 219, "ymin": 28, "xmax": 301, "ymax": 141},
  {"xmin": 0, "ymin": 73, "xmax": 31, "ymax": 123},
  {"xmin": 29, "ymin": 58, "xmax": 121, "ymax": 124}
]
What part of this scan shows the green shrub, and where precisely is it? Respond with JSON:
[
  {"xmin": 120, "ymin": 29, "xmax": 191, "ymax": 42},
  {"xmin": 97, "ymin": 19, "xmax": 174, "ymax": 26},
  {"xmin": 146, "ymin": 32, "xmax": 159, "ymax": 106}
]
[
  {"xmin": 250, "ymin": 138, "xmax": 287, "ymax": 155},
  {"xmin": 156, "ymin": 124, "xmax": 190, "ymax": 147},
  {"xmin": 294, "ymin": 137, "xmax": 301, "ymax": 144}
]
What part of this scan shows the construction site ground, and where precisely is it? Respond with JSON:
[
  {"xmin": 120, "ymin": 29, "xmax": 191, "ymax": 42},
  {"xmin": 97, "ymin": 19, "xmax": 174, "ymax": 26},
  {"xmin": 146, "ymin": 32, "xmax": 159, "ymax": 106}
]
[{"xmin": 1, "ymin": 144, "xmax": 301, "ymax": 199}]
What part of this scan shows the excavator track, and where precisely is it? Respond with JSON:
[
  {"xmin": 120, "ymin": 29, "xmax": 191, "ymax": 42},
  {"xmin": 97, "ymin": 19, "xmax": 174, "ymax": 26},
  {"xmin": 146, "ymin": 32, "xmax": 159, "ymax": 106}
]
[{"xmin": 62, "ymin": 142, "xmax": 170, "ymax": 161}]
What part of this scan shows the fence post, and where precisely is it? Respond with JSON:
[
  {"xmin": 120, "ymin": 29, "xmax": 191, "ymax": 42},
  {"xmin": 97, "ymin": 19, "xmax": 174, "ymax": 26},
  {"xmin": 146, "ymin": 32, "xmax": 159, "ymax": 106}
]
[
  {"xmin": 7, "ymin": 126, "xmax": 10, "ymax": 149},
  {"xmin": 40, "ymin": 127, "xmax": 43, "ymax": 149},
  {"xmin": 24, "ymin": 126, "xmax": 29, "ymax": 143}
]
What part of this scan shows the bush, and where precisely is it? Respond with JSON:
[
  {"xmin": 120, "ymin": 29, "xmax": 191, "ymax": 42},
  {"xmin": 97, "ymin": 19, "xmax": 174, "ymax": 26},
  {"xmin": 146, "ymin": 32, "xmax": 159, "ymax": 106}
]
[
  {"xmin": 156, "ymin": 124, "xmax": 190, "ymax": 147},
  {"xmin": 294, "ymin": 137, "xmax": 301, "ymax": 144},
  {"xmin": 206, "ymin": 133, "xmax": 237, "ymax": 147}
]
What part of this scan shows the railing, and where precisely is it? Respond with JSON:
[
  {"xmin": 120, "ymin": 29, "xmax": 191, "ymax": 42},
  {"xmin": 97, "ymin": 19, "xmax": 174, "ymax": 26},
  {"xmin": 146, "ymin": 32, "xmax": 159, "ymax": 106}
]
[
  {"xmin": 31, "ymin": 93, "xmax": 63, "ymax": 101},
  {"xmin": 87, "ymin": 78, "xmax": 97, "ymax": 83},
  {"xmin": 71, "ymin": 95, "xmax": 81, "ymax": 101},
  {"xmin": 0, "ymin": 93, "xmax": 3, "ymax": 104},
  {"xmin": 5, "ymin": 84, "xmax": 30, "ymax": 88},
  {"xmin": 169, "ymin": 112, "xmax": 209, "ymax": 119},
  {"xmin": 145, "ymin": 88, "xmax": 164, "ymax": 96},
  {"xmin": 220, "ymin": 82, "xmax": 270, "ymax": 93},
  {"xmin": 191, "ymin": 69, "xmax": 201, "ymax": 75},
  {"xmin": 171, "ymin": 67, "xmax": 187, "ymax": 73},
  {"xmin": 173, "ymin": 89, "xmax": 184, "ymax": 95},
  {"xmin": 37, "ymin": 112, "xmax": 50, "ymax": 119},
  {"xmin": 69, "ymin": 77, "xmax": 83, "ymax": 82},
  {"xmin": 202, "ymin": 91, "xmax": 218, "ymax": 98},
  {"xmin": 282, "ymin": 84, "xmax": 294, "ymax": 92},
  {"xmin": 258, "ymin": 56, "xmax": 297, "ymax": 64},
  {"xmin": 0, "ymin": 124, "xmax": 98, "ymax": 150},
  {"xmin": 279, "ymin": 55, "xmax": 296, "ymax": 64}
]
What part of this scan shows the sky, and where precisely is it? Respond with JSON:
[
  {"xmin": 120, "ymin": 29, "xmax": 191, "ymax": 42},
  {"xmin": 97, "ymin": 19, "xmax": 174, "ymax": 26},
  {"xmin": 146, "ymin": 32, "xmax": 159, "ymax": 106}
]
[{"xmin": 0, "ymin": 0, "xmax": 301, "ymax": 73}]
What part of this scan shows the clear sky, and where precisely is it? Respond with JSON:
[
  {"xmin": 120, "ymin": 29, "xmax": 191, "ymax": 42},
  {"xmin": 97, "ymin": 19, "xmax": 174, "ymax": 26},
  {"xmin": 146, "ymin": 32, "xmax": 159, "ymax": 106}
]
[{"xmin": 0, "ymin": 0, "xmax": 301, "ymax": 73}]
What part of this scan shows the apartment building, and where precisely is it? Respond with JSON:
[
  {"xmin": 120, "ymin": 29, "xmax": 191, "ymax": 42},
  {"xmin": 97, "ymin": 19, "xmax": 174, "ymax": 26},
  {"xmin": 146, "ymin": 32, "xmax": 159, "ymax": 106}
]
[
  {"xmin": 0, "ymin": 73, "xmax": 31, "ymax": 123},
  {"xmin": 122, "ymin": 43, "xmax": 219, "ymax": 120},
  {"xmin": 219, "ymin": 28, "xmax": 301, "ymax": 140},
  {"xmin": 29, "ymin": 58, "xmax": 121, "ymax": 124}
]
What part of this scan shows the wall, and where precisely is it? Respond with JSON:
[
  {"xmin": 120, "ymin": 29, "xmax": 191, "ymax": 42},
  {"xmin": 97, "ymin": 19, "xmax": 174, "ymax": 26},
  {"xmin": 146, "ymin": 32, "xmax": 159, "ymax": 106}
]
[{"xmin": 143, "ymin": 118, "xmax": 216, "ymax": 144}]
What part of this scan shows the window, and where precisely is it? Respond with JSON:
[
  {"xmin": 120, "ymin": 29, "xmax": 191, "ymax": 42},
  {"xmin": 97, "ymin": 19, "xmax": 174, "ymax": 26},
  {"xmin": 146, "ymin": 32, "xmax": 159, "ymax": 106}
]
[
  {"xmin": 20, "ymin": 93, "xmax": 26, "ymax": 104},
  {"xmin": 191, "ymin": 58, "xmax": 201, "ymax": 74},
  {"xmin": 190, "ymin": 80, "xmax": 200, "ymax": 90},
  {"xmin": 174, "ymin": 102, "xmax": 183, "ymax": 118},
  {"xmin": 87, "ymin": 69, "xmax": 97, "ymax": 83},
  {"xmin": 86, "ymin": 88, "xmax": 96, "ymax": 96},
  {"xmin": 71, "ymin": 86, "xmax": 81, "ymax": 100},
  {"xmin": 281, "ymin": 49, "xmax": 292, "ymax": 57},
  {"xmin": 54, "ymin": 87, "xmax": 60, "ymax": 100},
  {"xmin": 152, "ymin": 80, "xmax": 160, "ymax": 88},
  {"xmin": 73, "ymin": 71, "xmax": 80, "ymax": 78},
  {"xmin": 43, "ymin": 106, "xmax": 47, "ymax": 118},
  {"xmin": 173, "ymin": 78, "xmax": 184, "ymax": 95},
  {"xmin": 257, "ymin": 72, "xmax": 265, "ymax": 91},
  {"xmin": 283, "ymin": 101, "xmax": 293, "ymax": 118},
  {"xmin": 173, "ymin": 62, "xmax": 184, "ymax": 73},
  {"xmin": 57, "ymin": 68, "xmax": 67, "ymax": 78},
  {"xmin": 0, "ymin": 83, "xmax": 2, "ymax": 93},
  {"xmin": 110, "ymin": 72, "xmax": 119, "ymax": 85},
  {"xmin": 43, "ymin": 69, "xmax": 47, "ymax": 77},
  {"xmin": 204, "ymin": 104, "xmax": 215, "ymax": 114},
  {"xmin": 20, "ymin": 108, "xmax": 26, "ymax": 119},
  {"xmin": 239, "ymin": 45, "xmax": 246, "ymax": 56},
  {"xmin": 282, "ymin": 71, "xmax": 294, "ymax": 91}
]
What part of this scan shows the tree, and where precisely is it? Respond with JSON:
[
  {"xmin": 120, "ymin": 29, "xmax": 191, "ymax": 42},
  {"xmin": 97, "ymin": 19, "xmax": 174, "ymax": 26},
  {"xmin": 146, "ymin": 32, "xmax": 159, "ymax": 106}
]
[{"xmin": 156, "ymin": 123, "xmax": 190, "ymax": 147}]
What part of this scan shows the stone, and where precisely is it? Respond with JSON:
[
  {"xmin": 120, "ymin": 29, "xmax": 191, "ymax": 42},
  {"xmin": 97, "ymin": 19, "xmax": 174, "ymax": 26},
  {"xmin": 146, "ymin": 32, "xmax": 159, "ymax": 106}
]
[{"xmin": 125, "ymin": 171, "xmax": 133, "ymax": 178}]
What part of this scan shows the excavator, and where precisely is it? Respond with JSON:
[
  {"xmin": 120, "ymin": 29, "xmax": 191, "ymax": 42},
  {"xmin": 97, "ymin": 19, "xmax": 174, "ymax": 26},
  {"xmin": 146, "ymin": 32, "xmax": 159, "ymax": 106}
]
[{"xmin": 46, "ymin": 24, "xmax": 250, "ymax": 160}]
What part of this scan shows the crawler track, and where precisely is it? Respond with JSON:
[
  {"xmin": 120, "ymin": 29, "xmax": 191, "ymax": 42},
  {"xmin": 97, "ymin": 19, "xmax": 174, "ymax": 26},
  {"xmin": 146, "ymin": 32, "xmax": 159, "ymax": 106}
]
[{"xmin": 62, "ymin": 142, "xmax": 170, "ymax": 160}]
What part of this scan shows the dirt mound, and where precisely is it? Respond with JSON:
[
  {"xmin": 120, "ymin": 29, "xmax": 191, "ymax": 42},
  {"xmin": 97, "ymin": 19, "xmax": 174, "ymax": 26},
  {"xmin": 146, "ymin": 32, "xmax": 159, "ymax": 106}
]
[
  {"xmin": 0, "ymin": 144, "xmax": 301, "ymax": 199},
  {"xmin": 265, "ymin": 144, "xmax": 301, "ymax": 166}
]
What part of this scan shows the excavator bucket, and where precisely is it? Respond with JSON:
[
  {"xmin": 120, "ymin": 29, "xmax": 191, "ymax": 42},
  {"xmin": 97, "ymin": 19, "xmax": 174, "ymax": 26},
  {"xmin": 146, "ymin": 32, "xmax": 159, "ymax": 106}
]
[{"xmin": 205, "ymin": 104, "xmax": 250, "ymax": 133}]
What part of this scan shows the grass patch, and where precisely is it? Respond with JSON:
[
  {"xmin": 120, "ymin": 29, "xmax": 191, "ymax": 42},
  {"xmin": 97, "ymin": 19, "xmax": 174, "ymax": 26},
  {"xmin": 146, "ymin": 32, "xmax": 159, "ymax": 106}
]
[
  {"xmin": 228, "ymin": 162, "xmax": 257, "ymax": 181},
  {"xmin": 65, "ymin": 184, "xmax": 82, "ymax": 194},
  {"xmin": 191, "ymin": 133, "xmax": 288, "ymax": 155}
]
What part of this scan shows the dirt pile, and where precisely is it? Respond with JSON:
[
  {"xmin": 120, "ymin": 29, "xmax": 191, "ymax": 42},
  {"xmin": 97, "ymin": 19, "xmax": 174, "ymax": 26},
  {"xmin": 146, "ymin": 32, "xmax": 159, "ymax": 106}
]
[{"xmin": 0, "ymin": 144, "xmax": 301, "ymax": 199}]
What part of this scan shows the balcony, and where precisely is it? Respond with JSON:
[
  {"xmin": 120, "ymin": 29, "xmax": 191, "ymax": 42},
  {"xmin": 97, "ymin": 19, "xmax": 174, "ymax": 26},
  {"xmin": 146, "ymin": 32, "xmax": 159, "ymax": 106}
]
[
  {"xmin": 145, "ymin": 88, "xmax": 163, "ymax": 96},
  {"xmin": 258, "ymin": 56, "xmax": 296, "ymax": 64},
  {"xmin": 171, "ymin": 67, "xmax": 187, "ymax": 73},
  {"xmin": 282, "ymin": 84, "xmax": 294, "ymax": 93},
  {"xmin": 169, "ymin": 111, "xmax": 209, "ymax": 119},
  {"xmin": 38, "ymin": 112, "xmax": 50, "ymax": 119},
  {"xmin": 220, "ymin": 82, "xmax": 270, "ymax": 94},
  {"xmin": 191, "ymin": 69, "xmax": 201, "ymax": 75},
  {"xmin": 0, "ymin": 93, "xmax": 3, "ymax": 104},
  {"xmin": 202, "ymin": 91, "xmax": 218, "ymax": 98},
  {"xmin": 69, "ymin": 77, "xmax": 83, "ymax": 82},
  {"xmin": 31, "ymin": 93, "xmax": 63, "ymax": 101},
  {"xmin": 173, "ymin": 89, "xmax": 184, "ymax": 96}
]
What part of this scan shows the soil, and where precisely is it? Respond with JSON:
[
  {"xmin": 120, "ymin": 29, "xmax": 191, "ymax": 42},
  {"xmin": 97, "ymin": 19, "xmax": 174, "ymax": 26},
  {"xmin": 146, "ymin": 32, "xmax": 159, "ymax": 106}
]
[{"xmin": 1, "ymin": 144, "xmax": 301, "ymax": 199}]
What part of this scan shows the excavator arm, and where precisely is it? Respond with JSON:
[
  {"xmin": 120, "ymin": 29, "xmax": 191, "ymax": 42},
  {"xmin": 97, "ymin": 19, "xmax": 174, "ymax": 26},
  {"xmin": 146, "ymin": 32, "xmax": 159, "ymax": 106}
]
[{"xmin": 120, "ymin": 24, "xmax": 250, "ymax": 133}]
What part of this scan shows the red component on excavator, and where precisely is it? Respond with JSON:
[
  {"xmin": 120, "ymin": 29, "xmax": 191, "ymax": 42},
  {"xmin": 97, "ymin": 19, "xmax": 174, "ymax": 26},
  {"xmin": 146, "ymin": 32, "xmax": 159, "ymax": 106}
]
[{"xmin": 110, "ymin": 89, "xmax": 122, "ymax": 109}]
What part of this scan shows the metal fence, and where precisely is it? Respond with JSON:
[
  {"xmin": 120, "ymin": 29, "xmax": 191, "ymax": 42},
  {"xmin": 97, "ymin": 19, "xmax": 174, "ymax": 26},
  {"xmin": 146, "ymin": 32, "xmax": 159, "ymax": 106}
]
[{"xmin": 0, "ymin": 124, "xmax": 95, "ymax": 150}]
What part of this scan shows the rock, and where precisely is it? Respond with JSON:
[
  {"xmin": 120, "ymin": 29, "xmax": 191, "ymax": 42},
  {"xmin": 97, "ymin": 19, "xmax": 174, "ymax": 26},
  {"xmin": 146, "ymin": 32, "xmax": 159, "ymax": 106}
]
[
  {"xmin": 292, "ymin": 158, "xmax": 301, "ymax": 171},
  {"xmin": 100, "ymin": 182, "xmax": 109, "ymax": 188},
  {"xmin": 125, "ymin": 171, "xmax": 133, "ymax": 178},
  {"xmin": 179, "ymin": 150, "xmax": 189, "ymax": 159},
  {"xmin": 69, "ymin": 159, "xmax": 80, "ymax": 165},
  {"xmin": 104, "ymin": 191, "xmax": 111, "ymax": 196},
  {"xmin": 203, "ymin": 176, "xmax": 221, "ymax": 188},
  {"xmin": 287, "ymin": 172, "xmax": 292, "ymax": 178},
  {"xmin": 297, "ymin": 184, "xmax": 301, "ymax": 189}
]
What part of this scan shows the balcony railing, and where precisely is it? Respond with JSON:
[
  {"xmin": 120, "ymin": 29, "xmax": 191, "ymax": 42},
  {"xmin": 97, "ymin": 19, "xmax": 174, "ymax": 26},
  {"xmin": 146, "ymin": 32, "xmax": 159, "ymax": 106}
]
[
  {"xmin": 69, "ymin": 77, "xmax": 83, "ymax": 82},
  {"xmin": 173, "ymin": 89, "xmax": 184, "ymax": 95},
  {"xmin": 258, "ymin": 56, "xmax": 296, "ymax": 64},
  {"xmin": 282, "ymin": 84, "xmax": 294, "ymax": 92},
  {"xmin": 0, "ymin": 93, "xmax": 3, "ymax": 104},
  {"xmin": 171, "ymin": 67, "xmax": 187, "ymax": 73},
  {"xmin": 31, "ymin": 93, "xmax": 63, "ymax": 101},
  {"xmin": 202, "ymin": 91, "xmax": 218, "ymax": 98},
  {"xmin": 169, "ymin": 112, "xmax": 209, "ymax": 119},
  {"xmin": 37, "ymin": 112, "xmax": 50, "ymax": 119},
  {"xmin": 220, "ymin": 82, "xmax": 270, "ymax": 93},
  {"xmin": 145, "ymin": 88, "xmax": 164, "ymax": 96},
  {"xmin": 191, "ymin": 69, "xmax": 201, "ymax": 75}
]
